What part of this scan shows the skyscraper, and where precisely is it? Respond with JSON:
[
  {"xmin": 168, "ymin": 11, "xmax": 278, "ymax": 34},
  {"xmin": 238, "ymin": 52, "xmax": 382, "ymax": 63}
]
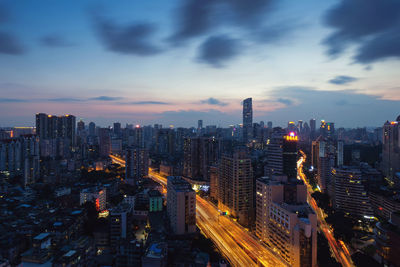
[
  {"xmin": 35, "ymin": 113, "xmax": 76, "ymax": 156},
  {"xmin": 218, "ymin": 148, "xmax": 253, "ymax": 227},
  {"xmin": 98, "ymin": 128, "xmax": 111, "ymax": 157},
  {"xmin": 242, "ymin": 98, "xmax": 253, "ymax": 142},
  {"xmin": 183, "ymin": 136, "xmax": 220, "ymax": 181},
  {"xmin": 125, "ymin": 147, "xmax": 149, "ymax": 185},
  {"xmin": 266, "ymin": 129, "xmax": 298, "ymax": 180},
  {"xmin": 382, "ymin": 116, "xmax": 400, "ymax": 183}
]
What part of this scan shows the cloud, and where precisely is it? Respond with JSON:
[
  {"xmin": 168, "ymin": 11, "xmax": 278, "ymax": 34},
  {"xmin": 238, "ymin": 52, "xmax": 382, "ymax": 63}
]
[
  {"xmin": 328, "ymin": 75, "xmax": 358, "ymax": 85},
  {"xmin": 200, "ymin": 97, "xmax": 228, "ymax": 106},
  {"xmin": 122, "ymin": 101, "xmax": 170, "ymax": 105},
  {"xmin": 276, "ymin": 98, "xmax": 294, "ymax": 106},
  {"xmin": 323, "ymin": 0, "xmax": 400, "ymax": 63},
  {"xmin": 0, "ymin": 32, "xmax": 24, "ymax": 55},
  {"xmin": 197, "ymin": 35, "xmax": 241, "ymax": 67},
  {"xmin": 171, "ymin": 0, "xmax": 276, "ymax": 42},
  {"xmin": 40, "ymin": 34, "xmax": 74, "ymax": 47},
  {"xmin": 92, "ymin": 13, "xmax": 162, "ymax": 56},
  {"xmin": 0, "ymin": 98, "xmax": 28, "ymax": 103},
  {"xmin": 89, "ymin": 96, "xmax": 122, "ymax": 101}
]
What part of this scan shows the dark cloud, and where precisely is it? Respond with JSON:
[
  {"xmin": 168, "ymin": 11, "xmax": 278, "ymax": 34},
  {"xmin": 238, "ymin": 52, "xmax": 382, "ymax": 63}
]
[
  {"xmin": 197, "ymin": 35, "xmax": 241, "ymax": 67},
  {"xmin": 323, "ymin": 0, "xmax": 400, "ymax": 63},
  {"xmin": 171, "ymin": 0, "xmax": 217, "ymax": 42},
  {"xmin": 47, "ymin": 98, "xmax": 83, "ymax": 102},
  {"xmin": 124, "ymin": 101, "xmax": 170, "ymax": 105},
  {"xmin": 171, "ymin": 0, "xmax": 275, "ymax": 42},
  {"xmin": 0, "ymin": 32, "xmax": 24, "ymax": 55},
  {"xmin": 89, "ymin": 96, "xmax": 122, "ymax": 101},
  {"xmin": 93, "ymin": 14, "xmax": 162, "ymax": 56},
  {"xmin": 200, "ymin": 97, "xmax": 228, "ymax": 106},
  {"xmin": 0, "ymin": 98, "xmax": 28, "ymax": 103},
  {"xmin": 328, "ymin": 75, "xmax": 358, "ymax": 85},
  {"xmin": 40, "ymin": 35, "xmax": 73, "ymax": 47},
  {"xmin": 276, "ymin": 98, "xmax": 293, "ymax": 106}
]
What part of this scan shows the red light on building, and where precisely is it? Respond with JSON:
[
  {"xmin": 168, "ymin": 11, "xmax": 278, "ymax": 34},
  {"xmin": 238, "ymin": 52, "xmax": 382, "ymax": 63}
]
[
  {"xmin": 96, "ymin": 198, "xmax": 100, "ymax": 211},
  {"xmin": 379, "ymin": 206, "xmax": 383, "ymax": 211}
]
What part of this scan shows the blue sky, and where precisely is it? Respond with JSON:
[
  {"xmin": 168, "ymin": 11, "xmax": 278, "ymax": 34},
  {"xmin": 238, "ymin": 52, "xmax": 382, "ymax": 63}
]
[{"xmin": 0, "ymin": 0, "xmax": 399, "ymax": 128}]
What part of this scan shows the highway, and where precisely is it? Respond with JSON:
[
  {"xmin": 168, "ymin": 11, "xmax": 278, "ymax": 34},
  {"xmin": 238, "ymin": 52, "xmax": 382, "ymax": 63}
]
[
  {"xmin": 110, "ymin": 154, "xmax": 287, "ymax": 267},
  {"xmin": 298, "ymin": 150, "xmax": 354, "ymax": 267}
]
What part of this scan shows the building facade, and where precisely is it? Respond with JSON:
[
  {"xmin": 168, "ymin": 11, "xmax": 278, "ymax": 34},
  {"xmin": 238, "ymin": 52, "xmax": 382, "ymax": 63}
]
[{"xmin": 166, "ymin": 176, "xmax": 196, "ymax": 235}]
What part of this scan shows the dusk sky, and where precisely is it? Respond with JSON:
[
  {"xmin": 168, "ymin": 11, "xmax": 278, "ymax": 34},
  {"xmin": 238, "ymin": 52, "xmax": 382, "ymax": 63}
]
[{"xmin": 0, "ymin": 0, "xmax": 399, "ymax": 128}]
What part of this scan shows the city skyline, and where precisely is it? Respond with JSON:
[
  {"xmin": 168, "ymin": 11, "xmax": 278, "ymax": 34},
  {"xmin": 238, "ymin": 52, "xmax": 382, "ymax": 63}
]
[{"xmin": 1, "ymin": 0, "xmax": 400, "ymax": 128}]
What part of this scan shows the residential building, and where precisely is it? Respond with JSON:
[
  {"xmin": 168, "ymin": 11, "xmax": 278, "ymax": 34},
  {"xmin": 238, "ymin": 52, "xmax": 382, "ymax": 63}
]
[{"xmin": 167, "ymin": 176, "xmax": 196, "ymax": 235}]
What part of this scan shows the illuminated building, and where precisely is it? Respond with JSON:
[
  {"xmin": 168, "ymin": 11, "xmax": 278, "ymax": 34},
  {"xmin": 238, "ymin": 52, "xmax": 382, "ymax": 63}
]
[
  {"xmin": 319, "ymin": 120, "xmax": 335, "ymax": 139},
  {"xmin": 209, "ymin": 166, "xmax": 218, "ymax": 200},
  {"xmin": 125, "ymin": 147, "xmax": 149, "ymax": 185},
  {"xmin": 80, "ymin": 187, "xmax": 107, "ymax": 211},
  {"xmin": 382, "ymin": 116, "xmax": 400, "ymax": 183},
  {"xmin": 167, "ymin": 176, "xmax": 196, "ymax": 235},
  {"xmin": 374, "ymin": 212, "xmax": 400, "ymax": 266},
  {"xmin": 0, "ymin": 135, "xmax": 40, "ymax": 186},
  {"xmin": 311, "ymin": 136, "xmax": 336, "ymax": 192},
  {"xmin": 266, "ymin": 130, "xmax": 298, "ymax": 180},
  {"xmin": 148, "ymin": 190, "xmax": 163, "ymax": 212},
  {"xmin": 110, "ymin": 203, "xmax": 133, "ymax": 248},
  {"xmin": 256, "ymin": 176, "xmax": 317, "ymax": 267},
  {"xmin": 287, "ymin": 121, "xmax": 296, "ymax": 132},
  {"xmin": 331, "ymin": 167, "xmax": 374, "ymax": 219},
  {"xmin": 218, "ymin": 148, "xmax": 253, "ymax": 227},
  {"xmin": 242, "ymin": 97, "xmax": 253, "ymax": 142}
]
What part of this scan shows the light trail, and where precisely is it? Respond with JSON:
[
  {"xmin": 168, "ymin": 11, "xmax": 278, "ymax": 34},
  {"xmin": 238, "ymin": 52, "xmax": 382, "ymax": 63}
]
[
  {"xmin": 110, "ymin": 154, "xmax": 287, "ymax": 267},
  {"xmin": 298, "ymin": 150, "xmax": 354, "ymax": 267}
]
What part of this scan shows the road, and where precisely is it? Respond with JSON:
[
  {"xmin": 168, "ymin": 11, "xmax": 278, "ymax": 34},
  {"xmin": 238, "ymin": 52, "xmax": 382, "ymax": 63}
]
[
  {"xmin": 298, "ymin": 150, "xmax": 354, "ymax": 267},
  {"xmin": 110, "ymin": 154, "xmax": 287, "ymax": 267}
]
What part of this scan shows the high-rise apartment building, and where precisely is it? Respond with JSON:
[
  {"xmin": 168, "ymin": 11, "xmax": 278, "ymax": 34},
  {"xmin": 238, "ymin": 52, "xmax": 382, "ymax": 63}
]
[
  {"xmin": 98, "ymin": 128, "xmax": 111, "ymax": 157},
  {"xmin": 331, "ymin": 167, "xmax": 374, "ymax": 218},
  {"xmin": 125, "ymin": 147, "xmax": 149, "ymax": 185},
  {"xmin": 35, "ymin": 113, "xmax": 76, "ymax": 158},
  {"xmin": 218, "ymin": 148, "xmax": 253, "ymax": 227},
  {"xmin": 242, "ymin": 98, "xmax": 253, "ymax": 142},
  {"xmin": 311, "ymin": 136, "xmax": 335, "ymax": 192},
  {"xmin": 382, "ymin": 116, "xmax": 400, "ymax": 183},
  {"xmin": 0, "ymin": 135, "xmax": 40, "ymax": 186},
  {"xmin": 166, "ymin": 176, "xmax": 196, "ymax": 235},
  {"xmin": 256, "ymin": 176, "xmax": 317, "ymax": 267},
  {"xmin": 183, "ymin": 136, "xmax": 220, "ymax": 181}
]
